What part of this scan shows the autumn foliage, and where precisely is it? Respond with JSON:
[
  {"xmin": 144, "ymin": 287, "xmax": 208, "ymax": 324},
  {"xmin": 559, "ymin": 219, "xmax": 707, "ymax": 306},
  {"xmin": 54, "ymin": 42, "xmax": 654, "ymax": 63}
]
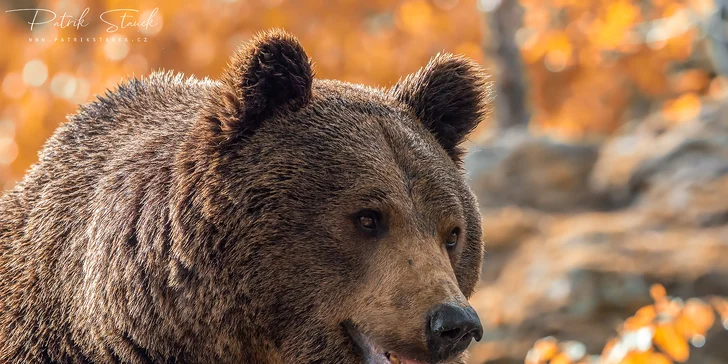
[
  {"xmin": 525, "ymin": 284, "xmax": 728, "ymax": 364},
  {"xmin": 2, "ymin": 0, "xmax": 726, "ymax": 185},
  {"xmin": 516, "ymin": 0, "xmax": 725, "ymax": 139},
  {"xmin": 0, "ymin": 0, "xmax": 484, "ymax": 188}
]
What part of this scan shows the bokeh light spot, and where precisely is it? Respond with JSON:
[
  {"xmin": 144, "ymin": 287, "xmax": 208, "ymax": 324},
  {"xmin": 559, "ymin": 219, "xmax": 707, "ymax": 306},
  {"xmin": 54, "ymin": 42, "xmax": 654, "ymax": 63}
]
[
  {"xmin": 22, "ymin": 60, "xmax": 48, "ymax": 87},
  {"xmin": 0, "ymin": 136, "xmax": 19, "ymax": 165},
  {"xmin": 2, "ymin": 73, "xmax": 27, "ymax": 99},
  {"xmin": 691, "ymin": 334, "xmax": 706, "ymax": 348},
  {"xmin": 104, "ymin": 42, "xmax": 130, "ymax": 61},
  {"xmin": 477, "ymin": 0, "xmax": 502, "ymax": 12},
  {"xmin": 139, "ymin": 8, "xmax": 163, "ymax": 36},
  {"xmin": 50, "ymin": 73, "xmax": 78, "ymax": 100}
]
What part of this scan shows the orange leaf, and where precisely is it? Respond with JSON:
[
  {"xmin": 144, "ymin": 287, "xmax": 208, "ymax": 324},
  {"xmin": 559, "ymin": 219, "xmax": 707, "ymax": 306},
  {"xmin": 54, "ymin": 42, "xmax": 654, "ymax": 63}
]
[
  {"xmin": 622, "ymin": 351, "xmax": 651, "ymax": 364},
  {"xmin": 651, "ymin": 284, "xmax": 667, "ymax": 303},
  {"xmin": 670, "ymin": 69, "xmax": 710, "ymax": 94},
  {"xmin": 550, "ymin": 352, "xmax": 573, "ymax": 364},
  {"xmin": 679, "ymin": 299, "xmax": 715, "ymax": 336},
  {"xmin": 710, "ymin": 297, "xmax": 728, "ymax": 319},
  {"xmin": 533, "ymin": 336, "xmax": 560, "ymax": 361},
  {"xmin": 648, "ymin": 352, "xmax": 674, "ymax": 364},
  {"xmin": 674, "ymin": 314, "xmax": 701, "ymax": 339},
  {"xmin": 654, "ymin": 323, "xmax": 689, "ymax": 362},
  {"xmin": 636, "ymin": 305, "xmax": 657, "ymax": 320},
  {"xmin": 623, "ymin": 314, "xmax": 653, "ymax": 331},
  {"xmin": 662, "ymin": 93, "xmax": 701, "ymax": 124}
]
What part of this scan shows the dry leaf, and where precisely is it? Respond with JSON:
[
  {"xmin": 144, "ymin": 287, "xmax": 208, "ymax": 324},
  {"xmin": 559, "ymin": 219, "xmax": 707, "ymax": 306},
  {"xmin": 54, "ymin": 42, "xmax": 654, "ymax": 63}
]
[{"xmin": 654, "ymin": 323, "xmax": 689, "ymax": 362}]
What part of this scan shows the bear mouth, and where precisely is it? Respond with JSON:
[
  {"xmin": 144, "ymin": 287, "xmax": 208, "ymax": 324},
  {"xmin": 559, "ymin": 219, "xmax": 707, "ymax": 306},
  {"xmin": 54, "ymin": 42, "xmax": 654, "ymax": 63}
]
[{"xmin": 342, "ymin": 321, "xmax": 428, "ymax": 364}]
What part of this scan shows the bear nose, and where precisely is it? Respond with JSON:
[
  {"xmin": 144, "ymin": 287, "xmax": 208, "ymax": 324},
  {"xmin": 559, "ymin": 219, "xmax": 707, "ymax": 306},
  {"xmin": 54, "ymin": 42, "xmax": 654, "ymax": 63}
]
[{"xmin": 426, "ymin": 303, "xmax": 483, "ymax": 360}]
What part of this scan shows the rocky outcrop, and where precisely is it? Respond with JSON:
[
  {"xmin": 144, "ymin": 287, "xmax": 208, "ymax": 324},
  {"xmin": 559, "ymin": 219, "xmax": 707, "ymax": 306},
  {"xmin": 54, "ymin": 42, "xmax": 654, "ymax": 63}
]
[{"xmin": 465, "ymin": 100, "xmax": 728, "ymax": 364}]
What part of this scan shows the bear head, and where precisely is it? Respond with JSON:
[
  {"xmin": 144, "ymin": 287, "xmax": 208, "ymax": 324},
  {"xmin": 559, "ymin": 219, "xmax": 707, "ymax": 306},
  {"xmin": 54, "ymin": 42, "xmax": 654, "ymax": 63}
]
[{"xmin": 172, "ymin": 30, "xmax": 491, "ymax": 364}]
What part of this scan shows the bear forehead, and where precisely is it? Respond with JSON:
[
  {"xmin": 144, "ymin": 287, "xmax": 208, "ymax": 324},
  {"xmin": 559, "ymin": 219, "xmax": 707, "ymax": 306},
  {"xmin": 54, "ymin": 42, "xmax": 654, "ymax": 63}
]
[
  {"xmin": 309, "ymin": 79, "xmax": 411, "ymax": 118},
  {"xmin": 258, "ymin": 79, "xmax": 458, "ymax": 175},
  {"xmin": 247, "ymin": 79, "xmax": 468, "ymax": 215}
]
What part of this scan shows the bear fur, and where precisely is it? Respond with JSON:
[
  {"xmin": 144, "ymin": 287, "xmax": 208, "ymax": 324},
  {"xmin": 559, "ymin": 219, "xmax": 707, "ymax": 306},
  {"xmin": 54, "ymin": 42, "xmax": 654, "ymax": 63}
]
[{"xmin": 0, "ymin": 30, "xmax": 491, "ymax": 363}]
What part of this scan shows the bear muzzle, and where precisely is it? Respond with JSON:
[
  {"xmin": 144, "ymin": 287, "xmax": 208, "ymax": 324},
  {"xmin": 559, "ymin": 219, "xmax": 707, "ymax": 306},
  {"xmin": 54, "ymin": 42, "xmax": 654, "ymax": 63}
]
[
  {"xmin": 343, "ymin": 301, "xmax": 483, "ymax": 364},
  {"xmin": 426, "ymin": 303, "xmax": 483, "ymax": 362}
]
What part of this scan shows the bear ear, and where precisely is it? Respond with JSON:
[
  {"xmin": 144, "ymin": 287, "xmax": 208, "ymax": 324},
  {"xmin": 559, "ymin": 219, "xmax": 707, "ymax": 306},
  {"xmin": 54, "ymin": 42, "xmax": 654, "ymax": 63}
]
[
  {"xmin": 215, "ymin": 29, "xmax": 314, "ymax": 137},
  {"xmin": 390, "ymin": 53, "xmax": 491, "ymax": 163}
]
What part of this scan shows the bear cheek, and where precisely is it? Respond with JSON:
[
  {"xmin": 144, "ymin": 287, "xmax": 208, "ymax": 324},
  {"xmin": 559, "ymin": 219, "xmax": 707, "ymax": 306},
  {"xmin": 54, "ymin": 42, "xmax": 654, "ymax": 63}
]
[
  {"xmin": 351, "ymin": 240, "xmax": 461, "ymax": 345},
  {"xmin": 454, "ymin": 227, "xmax": 485, "ymax": 298}
]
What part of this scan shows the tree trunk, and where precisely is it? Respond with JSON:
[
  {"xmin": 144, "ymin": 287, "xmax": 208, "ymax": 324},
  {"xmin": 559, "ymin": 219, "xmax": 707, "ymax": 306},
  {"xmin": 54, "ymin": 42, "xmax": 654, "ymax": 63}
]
[
  {"xmin": 707, "ymin": 0, "xmax": 728, "ymax": 76},
  {"xmin": 483, "ymin": 0, "xmax": 530, "ymax": 129}
]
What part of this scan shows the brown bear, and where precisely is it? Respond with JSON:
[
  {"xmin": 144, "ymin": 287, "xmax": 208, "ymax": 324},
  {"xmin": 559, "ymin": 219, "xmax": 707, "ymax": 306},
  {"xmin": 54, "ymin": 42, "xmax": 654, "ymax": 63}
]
[{"xmin": 0, "ymin": 30, "xmax": 490, "ymax": 364}]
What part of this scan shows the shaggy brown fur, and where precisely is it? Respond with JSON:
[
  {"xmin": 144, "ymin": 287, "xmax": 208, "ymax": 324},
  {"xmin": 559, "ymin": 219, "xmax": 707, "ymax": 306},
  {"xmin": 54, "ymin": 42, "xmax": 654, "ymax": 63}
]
[{"xmin": 0, "ymin": 30, "xmax": 491, "ymax": 363}]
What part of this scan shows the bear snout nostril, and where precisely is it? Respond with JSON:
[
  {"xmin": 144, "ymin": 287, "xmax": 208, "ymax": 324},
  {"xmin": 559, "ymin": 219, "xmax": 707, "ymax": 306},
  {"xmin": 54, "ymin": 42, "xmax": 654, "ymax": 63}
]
[
  {"xmin": 440, "ymin": 327, "xmax": 462, "ymax": 341},
  {"xmin": 427, "ymin": 303, "xmax": 483, "ymax": 361}
]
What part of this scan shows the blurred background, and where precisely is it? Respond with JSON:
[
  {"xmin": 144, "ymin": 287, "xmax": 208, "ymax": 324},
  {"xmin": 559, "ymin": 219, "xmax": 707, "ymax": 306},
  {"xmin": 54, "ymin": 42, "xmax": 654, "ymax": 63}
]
[{"xmin": 2, "ymin": 0, "xmax": 728, "ymax": 363}]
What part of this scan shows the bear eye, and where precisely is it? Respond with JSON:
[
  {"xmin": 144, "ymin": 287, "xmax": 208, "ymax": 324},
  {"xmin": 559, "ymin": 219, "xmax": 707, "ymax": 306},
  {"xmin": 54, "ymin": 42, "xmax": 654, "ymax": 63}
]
[
  {"xmin": 354, "ymin": 209, "xmax": 382, "ymax": 234},
  {"xmin": 359, "ymin": 215, "xmax": 375, "ymax": 229},
  {"xmin": 445, "ymin": 228, "xmax": 460, "ymax": 249}
]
